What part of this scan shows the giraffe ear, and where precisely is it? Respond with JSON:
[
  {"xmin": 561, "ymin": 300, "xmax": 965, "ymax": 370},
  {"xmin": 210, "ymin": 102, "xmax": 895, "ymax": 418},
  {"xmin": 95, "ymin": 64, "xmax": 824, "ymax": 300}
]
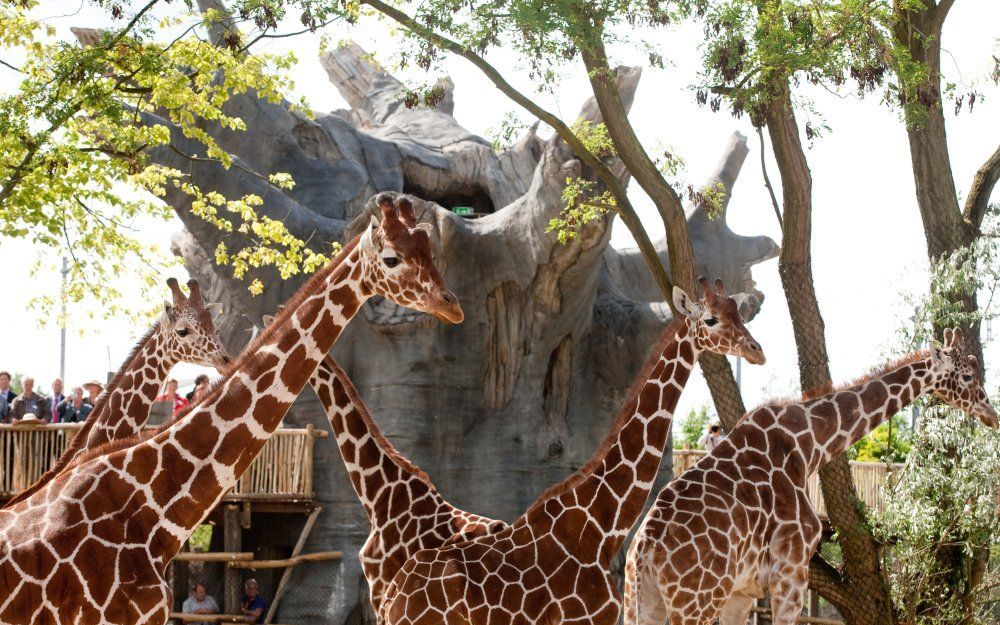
[
  {"xmin": 162, "ymin": 301, "xmax": 177, "ymax": 324},
  {"xmin": 672, "ymin": 287, "xmax": 701, "ymax": 317},
  {"xmin": 729, "ymin": 292, "xmax": 752, "ymax": 321},
  {"xmin": 930, "ymin": 343, "xmax": 948, "ymax": 366},
  {"xmin": 360, "ymin": 215, "xmax": 380, "ymax": 256}
]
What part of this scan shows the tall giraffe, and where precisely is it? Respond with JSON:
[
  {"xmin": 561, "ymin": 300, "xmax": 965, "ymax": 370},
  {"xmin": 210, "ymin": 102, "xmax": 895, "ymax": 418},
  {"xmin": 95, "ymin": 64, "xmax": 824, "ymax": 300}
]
[
  {"xmin": 0, "ymin": 193, "xmax": 462, "ymax": 625},
  {"xmin": 5, "ymin": 278, "xmax": 231, "ymax": 508},
  {"xmin": 309, "ymin": 355, "xmax": 507, "ymax": 618},
  {"xmin": 623, "ymin": 327, "xmax": 998, "ymax": 625},
  {"xmin": 379, "ymin": 279, "xmax": 766, "ymax": 625}
]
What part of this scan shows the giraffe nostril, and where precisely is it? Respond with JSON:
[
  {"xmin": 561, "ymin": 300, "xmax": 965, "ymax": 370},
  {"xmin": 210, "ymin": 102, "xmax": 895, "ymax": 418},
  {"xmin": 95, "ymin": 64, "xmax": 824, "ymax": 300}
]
[
  {"xmin": 442, "ymin": 291, "xmax": 458, "ymax": 305},
  {"xmin": 222, "ymin": 355, "xmax": 232, "ymax": 365}
]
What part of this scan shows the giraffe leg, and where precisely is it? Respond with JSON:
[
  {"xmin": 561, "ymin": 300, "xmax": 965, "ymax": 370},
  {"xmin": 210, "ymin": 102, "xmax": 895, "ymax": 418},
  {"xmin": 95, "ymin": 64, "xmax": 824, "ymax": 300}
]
[
  {"xmin": 767, "ymin": 564, "xmax": 809, "ymax": 625},
  {"xmin": 623, "ymin": 550, "xmax": 667, "ymax": 625},
  {"xmin": 718, "ymin": 594, "xmax": 754, "ymax": 625}
]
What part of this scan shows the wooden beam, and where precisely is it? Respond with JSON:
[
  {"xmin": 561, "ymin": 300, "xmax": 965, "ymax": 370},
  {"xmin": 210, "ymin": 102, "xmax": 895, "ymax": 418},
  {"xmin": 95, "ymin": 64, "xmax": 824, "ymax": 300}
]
[
  {"xmin": 223, "ymin": 505, "xmax": 242, "ymax": 614},
  {"xmin": 264, "ymin": 506, "xmax": 322, "ymax": 624},
  {"xmin": 173, "ymin": 552, "xmax": 255, "ymax": 562},
  {"xmin": 169, "ymin": 612, "xmax": 250, "ymax": 623},
  {"xmin": 227, "ymin": 550, "xmax": 342, "ymax": 570}
]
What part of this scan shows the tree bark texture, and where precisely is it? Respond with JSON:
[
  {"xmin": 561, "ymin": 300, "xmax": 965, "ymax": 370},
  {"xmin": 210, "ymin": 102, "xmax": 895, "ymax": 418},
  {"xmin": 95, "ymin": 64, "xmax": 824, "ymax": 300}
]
[{"xmin": 765, "ymin": 87, "xmax": 894, "ymax": 625}]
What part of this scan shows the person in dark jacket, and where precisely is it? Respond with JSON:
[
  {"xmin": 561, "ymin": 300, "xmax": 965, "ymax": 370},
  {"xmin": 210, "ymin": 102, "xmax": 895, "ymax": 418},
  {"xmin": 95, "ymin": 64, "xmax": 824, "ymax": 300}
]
[
  {"xmin": 0, "ymin": 371, "xmax": 15, "ymax": 422},
  {"xmin": 8, "ymin": 377, "xmax": 47, "ymax": 423},
  {"xmin": 58, "ymin": 387, "xmax": 93, "ymax": 423}
]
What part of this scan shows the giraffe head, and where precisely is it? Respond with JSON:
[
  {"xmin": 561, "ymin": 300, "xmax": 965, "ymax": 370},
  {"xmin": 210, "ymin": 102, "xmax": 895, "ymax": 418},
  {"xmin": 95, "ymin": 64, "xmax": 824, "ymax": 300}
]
[
  {"xmin": 358, "ymin": 193, "xmax": 464, "ymax": 324},
  {"xmin": 672, "ymin": 276, "xmax": 765, "ymax": 365},
  {"xmin": 162, "ymin": 278, "xmax": 232, "ymax": 373},
  {"xmin": 927, "ymin": 327, "xmax": 997, "ymax": 428}
]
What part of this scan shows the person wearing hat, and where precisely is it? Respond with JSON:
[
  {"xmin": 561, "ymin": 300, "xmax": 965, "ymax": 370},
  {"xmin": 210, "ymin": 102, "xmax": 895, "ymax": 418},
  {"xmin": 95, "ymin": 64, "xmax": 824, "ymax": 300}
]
[
  {"xmin": 8, "ymin": 377, "xmax": 48, "ymax": 424},
  {"xmin": 82, "ymin": 379, "xmax": 103, "ymax": 406}
]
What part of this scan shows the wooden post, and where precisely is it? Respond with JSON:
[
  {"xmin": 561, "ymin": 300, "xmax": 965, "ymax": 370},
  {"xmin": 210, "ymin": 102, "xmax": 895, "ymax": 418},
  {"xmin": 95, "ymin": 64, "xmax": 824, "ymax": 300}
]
[
  {"xmin": 263, "ymin": 507, "xmax": 322, "ymax": 624},
  {"xmin": 224, "ymin": 505, "xmax": 242, "ymax": 615},
  {"xmin": 171, "ymin": 543, "xmax": 191, "ymax": 614}
]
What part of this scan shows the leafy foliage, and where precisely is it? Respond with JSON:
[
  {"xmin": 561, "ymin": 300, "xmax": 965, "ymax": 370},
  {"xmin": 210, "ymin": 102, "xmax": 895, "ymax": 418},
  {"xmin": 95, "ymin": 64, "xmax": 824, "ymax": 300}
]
[
  {"xmin": 875, "ymin": 407, "xmax": 1000, "ymax": 625},
  {"xmin": 0, "ymin": 1, "xmax": 326, "ymax": 322},
  {"xmin": 673, "ymin": 404, "xmax": 712, "ymax": 450},
  {"xmin": 850, "ymin": 413, "xmax": 912, "ymax": 463}
]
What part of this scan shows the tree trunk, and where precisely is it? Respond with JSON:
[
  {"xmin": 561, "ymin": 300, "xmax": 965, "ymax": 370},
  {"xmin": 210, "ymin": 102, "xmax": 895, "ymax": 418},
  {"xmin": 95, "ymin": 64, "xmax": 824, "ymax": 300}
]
[{"xmin": 765, "ymin": 86, "xmax": 894, "ymax": 625}]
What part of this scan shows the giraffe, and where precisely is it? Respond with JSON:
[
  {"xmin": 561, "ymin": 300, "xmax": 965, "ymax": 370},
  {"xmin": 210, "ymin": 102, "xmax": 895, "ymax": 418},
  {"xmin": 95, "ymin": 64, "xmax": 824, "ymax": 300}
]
[
  {"xmin": 378, "ymin": 278, "xmax": 767, "ymax": 625},
  {"xmin": 0, "ymin": 193, "xmax": 462, "ymax": 625},
  {"xmin": 309, "ymin": 355, "xmax": 508, "ymax": 618},
  {"xmin": 5, "ymin": 278, "xmax": 231, "ymax": 508},
  {"xmin": 623, "ymin": 327, "xmax": 998, "ymax": 625}
]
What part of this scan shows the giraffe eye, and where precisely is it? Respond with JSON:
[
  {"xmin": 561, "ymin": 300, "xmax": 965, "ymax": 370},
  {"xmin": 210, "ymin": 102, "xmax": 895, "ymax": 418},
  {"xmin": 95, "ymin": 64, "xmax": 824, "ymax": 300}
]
[
  {"xmin": 704, "ymin": 317, "xmax": 718, "ymax": 327},
  {"xmin": 176, "ymin": 328, "xmax": 190, "ymax": 338},
  {"xmin": 962, "ymin": 374, "xmax": 973, "ymax": 382},
  {"xmin": 382, "ymin": 256, "xmax": 400, "ymax": 268}
]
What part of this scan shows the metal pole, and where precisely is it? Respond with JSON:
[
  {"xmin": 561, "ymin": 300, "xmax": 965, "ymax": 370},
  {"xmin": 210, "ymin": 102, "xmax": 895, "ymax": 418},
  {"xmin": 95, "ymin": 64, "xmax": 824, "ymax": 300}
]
[
  {"xmin": 735, "ymin": 356, "xmax": 742, "ymax": 392},
  {"xmin": 59, "ymin": 257, "xmax": 68, "ymax": 381}
]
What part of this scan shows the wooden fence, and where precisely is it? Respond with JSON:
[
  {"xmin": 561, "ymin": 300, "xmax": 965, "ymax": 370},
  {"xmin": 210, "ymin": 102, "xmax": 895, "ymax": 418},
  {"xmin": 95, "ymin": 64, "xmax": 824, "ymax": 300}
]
[
  {"xmin": 672, "ymin": 449, "xmax": 904, "ymax": 518},
  {"xmin": 0, "ymin": 423, "xmax": 325, "ymax": 501}
]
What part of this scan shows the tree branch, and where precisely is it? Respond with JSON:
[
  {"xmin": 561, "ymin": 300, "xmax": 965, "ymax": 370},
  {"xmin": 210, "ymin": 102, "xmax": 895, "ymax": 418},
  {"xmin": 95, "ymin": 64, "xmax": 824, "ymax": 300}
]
[
  {"xmin": 362, "ymin": 0, "xmax": 675, "ymax": 302},
  {"xmin": 962, "ymin": 142, "xmax": 1000, "ymax": 231},
  {"xmin": 756, "ymin": 126, "xmax": 783, "ymax": 230}
]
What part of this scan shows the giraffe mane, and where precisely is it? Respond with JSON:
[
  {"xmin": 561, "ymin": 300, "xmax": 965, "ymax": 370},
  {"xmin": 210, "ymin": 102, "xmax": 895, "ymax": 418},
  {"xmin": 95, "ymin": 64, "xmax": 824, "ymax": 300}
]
[
  {"xmin": 521, "ymin": 314, "xmax": 688, "ymax": 516},
  {"xmin": 4, "ymin": 323, "xmax": 160, "ymax": 507},
  {"xmin": 62, "ymin": 236, "xmax": 362, "ymax": 472},
  {"xmin": 322, "ymin": 355, "xmax": 432, "ymax": 483},
  {"xmin": 759, "ymin": 350, "xmax": 931, "ymax": 412}
]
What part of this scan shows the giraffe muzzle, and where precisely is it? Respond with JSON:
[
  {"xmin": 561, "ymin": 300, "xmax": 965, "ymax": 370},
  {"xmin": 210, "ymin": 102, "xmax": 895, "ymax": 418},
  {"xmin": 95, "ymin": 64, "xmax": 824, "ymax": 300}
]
[
  {"xmin": 427, "ymin": 290, "xmax": 464, "ymax": 324},
  {"xmin": 741, "ymin": 340, "xmax": 766, "ymax": 365}
]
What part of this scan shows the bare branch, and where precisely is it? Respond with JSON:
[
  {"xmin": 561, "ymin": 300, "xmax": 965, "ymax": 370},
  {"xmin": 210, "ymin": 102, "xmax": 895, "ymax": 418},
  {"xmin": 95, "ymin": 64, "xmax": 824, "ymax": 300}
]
[{"xmin": 963, "ymin": 142, "xmax": 1000, "ymax": 231}]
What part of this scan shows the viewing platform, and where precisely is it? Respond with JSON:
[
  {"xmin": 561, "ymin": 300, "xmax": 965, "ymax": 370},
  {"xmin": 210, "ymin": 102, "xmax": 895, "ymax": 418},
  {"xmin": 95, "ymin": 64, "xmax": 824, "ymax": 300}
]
[{"xmin": 0, "ymin": 422, "xmax": 327, "ymax": 509}]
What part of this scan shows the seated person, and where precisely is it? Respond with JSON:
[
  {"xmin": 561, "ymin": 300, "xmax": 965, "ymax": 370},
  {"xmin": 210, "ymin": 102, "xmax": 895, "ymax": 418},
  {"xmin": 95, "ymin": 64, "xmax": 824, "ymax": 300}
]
[
  {"xmin": 240, "ymin": 578, "xmax": 266, "ymax": 624},
  {"xmin": 181, "ymin": 581, "xmax": 219, "ymax": 625}
]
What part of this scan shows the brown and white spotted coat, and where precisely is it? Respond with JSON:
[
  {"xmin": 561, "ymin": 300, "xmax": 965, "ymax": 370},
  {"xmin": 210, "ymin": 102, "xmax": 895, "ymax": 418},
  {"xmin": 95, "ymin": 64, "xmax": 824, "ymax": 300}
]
[
  {"xmin": 310, "ymin": 357, "xmax": 507, "ymax": 618},
  {"xmin": 0, "ymin": 193, "xmax": 462, "ymax": 625},
  {"xmin": 378, "ymin": 279, "xmax": 766, "ymax": 625},
  {"xmin": 5, "ymin": 279, "xmax": 231, "ymax": 509},
  {"xmin": 624, "ymin": 327, "xmax": 998, "ymax": 625}
]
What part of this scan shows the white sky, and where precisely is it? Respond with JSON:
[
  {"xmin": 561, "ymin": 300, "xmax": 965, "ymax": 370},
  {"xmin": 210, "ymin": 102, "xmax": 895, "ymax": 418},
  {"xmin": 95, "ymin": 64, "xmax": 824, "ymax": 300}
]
[{"xmin": 1, "ymin": 2, "xmax": 998, "ymax": 430}]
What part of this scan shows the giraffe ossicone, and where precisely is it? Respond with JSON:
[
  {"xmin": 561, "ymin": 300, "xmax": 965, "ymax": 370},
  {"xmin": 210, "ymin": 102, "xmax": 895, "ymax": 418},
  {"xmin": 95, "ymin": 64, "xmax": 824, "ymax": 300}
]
[
  {"xmin": 0, "ymin": 192, "xmax": 461, "ymax": 625},
  {"xmin": 377, "ymin": 278, "xmax": 765, "ymax": 625},
  {"xmin": 623, "ymin": 325, "xmax": 997, "ymax": 625}
]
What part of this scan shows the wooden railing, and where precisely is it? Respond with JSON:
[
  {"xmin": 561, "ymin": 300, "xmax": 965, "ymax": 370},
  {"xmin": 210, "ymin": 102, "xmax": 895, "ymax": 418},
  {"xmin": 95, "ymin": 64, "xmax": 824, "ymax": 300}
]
[
  {"xmin": 672, "ymin": 449, "xmax": 904, "ymax": 518},
  {"xmin": 0, "ymin": 423, "xmax": 325, "ymax": 501}
]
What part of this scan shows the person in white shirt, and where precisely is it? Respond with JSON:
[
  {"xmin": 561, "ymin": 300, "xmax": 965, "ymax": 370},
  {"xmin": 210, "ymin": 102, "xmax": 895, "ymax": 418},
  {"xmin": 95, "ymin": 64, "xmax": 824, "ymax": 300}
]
[
  {"xmin": 181, "ymin": 581, "xmax": 219, "ymax": 625},
  {"xmin": 698, "ymin": 422, "xmax": 726, "ymax": 452}
]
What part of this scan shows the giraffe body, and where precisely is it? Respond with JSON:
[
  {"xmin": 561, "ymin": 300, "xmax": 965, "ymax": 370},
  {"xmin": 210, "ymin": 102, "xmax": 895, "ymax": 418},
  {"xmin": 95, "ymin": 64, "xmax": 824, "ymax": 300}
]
[
  {"xmin": 5, "ymin": 279, "xmax": 231, "ymax": 509},
  {"xmin": 0, "ymin": 194, "xmax": 462, "ymax": 625},
  {"xmin": 379, "ymin": 280, "xmax": 766, "ymax": 625},
  {"xmin": 624, "ymin": 328, "xmax": 998, "ymax": 625}
]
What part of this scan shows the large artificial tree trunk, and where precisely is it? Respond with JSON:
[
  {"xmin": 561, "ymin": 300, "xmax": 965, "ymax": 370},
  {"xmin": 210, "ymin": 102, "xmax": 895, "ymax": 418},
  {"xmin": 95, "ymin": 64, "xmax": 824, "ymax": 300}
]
[
  {"xmin": 75, "ymin": 19, "xmax": 778, "ymax": 625},
  {"xmin": 764, "ymin": 88, "xmax": 895, "ymax": 625}
]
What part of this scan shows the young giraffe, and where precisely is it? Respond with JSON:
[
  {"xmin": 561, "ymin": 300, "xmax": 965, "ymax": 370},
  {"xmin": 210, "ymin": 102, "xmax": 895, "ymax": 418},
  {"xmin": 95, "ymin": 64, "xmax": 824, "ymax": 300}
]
[
  {"xmin": 0, "ymin": 193, "xmax": 462, "ymax": 625},
  {"xmin": 624, "ymin": 327, "xmax": 998, "ymax": 625},
  {"xmin": 379, "ymin": 279, "xmax": 766, "ymax": 625},
  {"xmin": 309, "ymin": 356, "xmax": 507, "ymax": 617},
  {"xmin": 5, "ymin": 278, "xmax": 231, "ymax": 508}
]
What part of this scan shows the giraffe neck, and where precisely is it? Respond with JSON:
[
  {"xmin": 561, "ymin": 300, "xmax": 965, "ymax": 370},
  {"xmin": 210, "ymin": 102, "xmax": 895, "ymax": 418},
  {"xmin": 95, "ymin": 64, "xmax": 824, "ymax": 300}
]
[
  {"xmin": 522, "ymin": 316, "xmax": 698, "ymax": 566},
  {"xmin": 85, "ymin": 326, "xmax": 175, "ymax": 448},
  {"xmin": 310, "ymin": 357, "xmax": 432, "ymax": 528},
  {"xmin": 99, "ymin": 242, "xmax": 370, "ymax": 563},
  {"xmin": 803, "ymin": 358, "xmax": 930, "ymax": 473},
  {"xmin": 2, "ymin": 324, "xmax": 174, "ymax": 509}
]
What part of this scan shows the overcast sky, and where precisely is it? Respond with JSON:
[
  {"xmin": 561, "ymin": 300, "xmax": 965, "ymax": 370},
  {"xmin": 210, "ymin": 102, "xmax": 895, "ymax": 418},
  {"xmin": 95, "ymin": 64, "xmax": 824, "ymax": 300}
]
[{"xmin": 2, "ymin": 2, "xmax": 998, "ymax": 431}]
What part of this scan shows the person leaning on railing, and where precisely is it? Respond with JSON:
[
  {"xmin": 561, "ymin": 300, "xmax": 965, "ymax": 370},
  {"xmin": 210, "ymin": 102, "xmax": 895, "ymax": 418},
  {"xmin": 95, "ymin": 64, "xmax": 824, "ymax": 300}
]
[
  {"xmin": 7, "ymin": 377, "xmax": 47, "ymax": 424},
  {"xmin": 181, "ymin": 580, "xmax": 219, "ymax": 625}
]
